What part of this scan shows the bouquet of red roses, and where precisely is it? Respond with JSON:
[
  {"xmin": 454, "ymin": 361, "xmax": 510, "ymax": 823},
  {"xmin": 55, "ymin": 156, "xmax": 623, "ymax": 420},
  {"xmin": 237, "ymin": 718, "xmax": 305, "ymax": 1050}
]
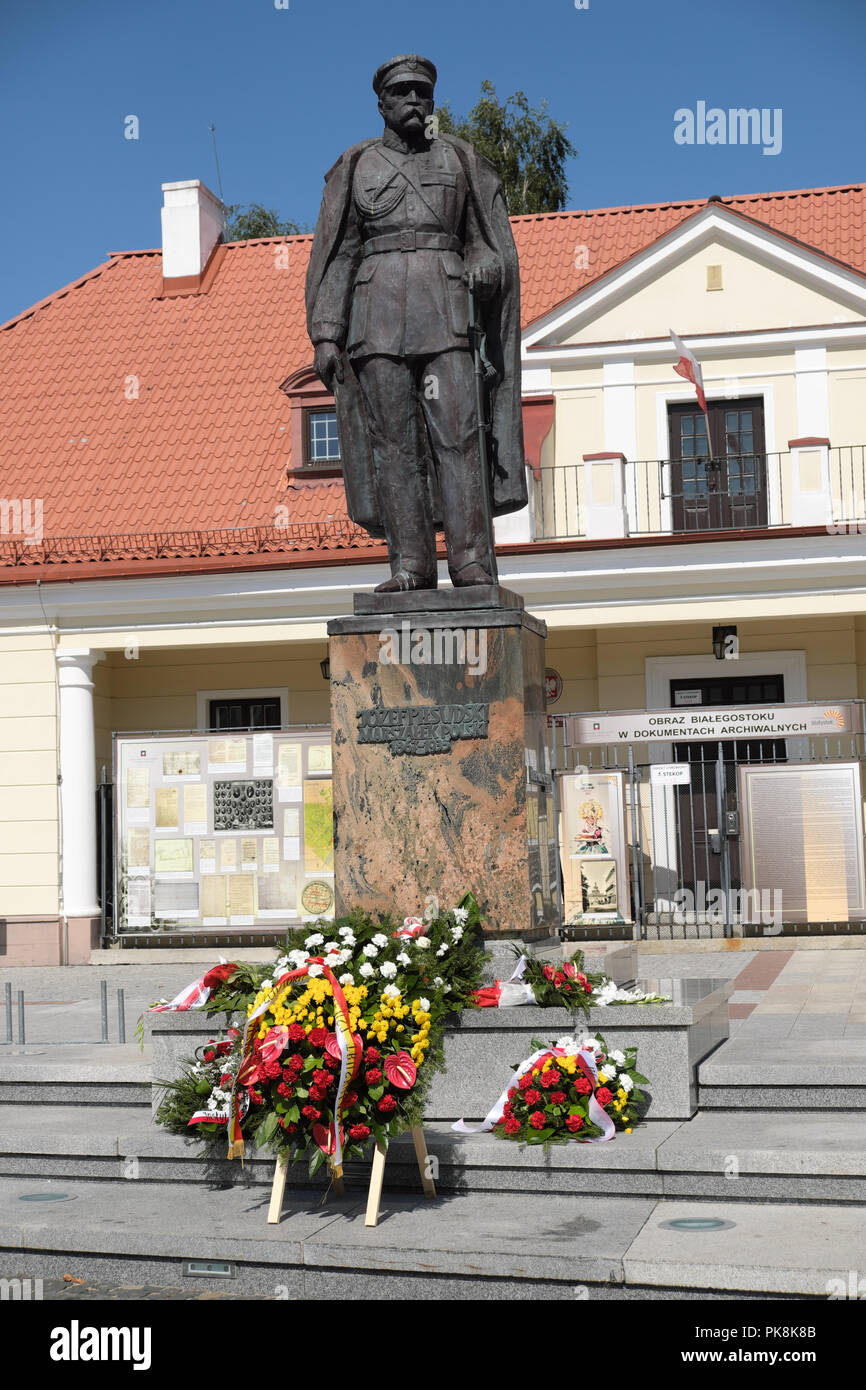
[
  {"xmin": 490, "ymin": 1032, "xmax": 649, "ymax": 1145},
  {"xmin": 504, "ymin": 947, "xmax": 605, "ymax": 1015}
]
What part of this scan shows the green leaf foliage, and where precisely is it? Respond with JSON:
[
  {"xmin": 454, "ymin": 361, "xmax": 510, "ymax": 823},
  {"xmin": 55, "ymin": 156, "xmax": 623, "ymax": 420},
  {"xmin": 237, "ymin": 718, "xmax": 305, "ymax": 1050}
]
[{"xmin": 435, "ymin": 81, "xmax": 577, "ymax": 215}]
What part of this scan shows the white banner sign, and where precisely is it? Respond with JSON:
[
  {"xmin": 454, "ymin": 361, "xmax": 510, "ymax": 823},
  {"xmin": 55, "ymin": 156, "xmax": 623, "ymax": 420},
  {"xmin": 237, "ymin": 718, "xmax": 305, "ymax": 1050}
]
[
  {"xmin": 651, "ymin": 763, "xmax": 691, "ymax": 785},
  {"xmin": 569, "ymin": 702, "xmax": 861, "ymax": 746}
]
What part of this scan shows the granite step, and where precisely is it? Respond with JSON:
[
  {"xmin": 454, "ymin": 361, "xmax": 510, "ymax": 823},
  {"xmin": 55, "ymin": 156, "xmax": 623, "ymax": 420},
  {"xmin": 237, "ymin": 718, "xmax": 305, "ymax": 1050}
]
[
  {"xmin": 3, "ymin": 1107, "xmax": 866, "ymax": 1205},
  {"xmin": 699, "ymin": 1036, "xmax": 866, "ymax": 1108},
  {"xmin": 0, "ymin": 1045, "xmax": 151, "ymax": 1108},
  {"xmin": 0, "ymin": 1174, "xmax": 861, "ymax": 1298}
]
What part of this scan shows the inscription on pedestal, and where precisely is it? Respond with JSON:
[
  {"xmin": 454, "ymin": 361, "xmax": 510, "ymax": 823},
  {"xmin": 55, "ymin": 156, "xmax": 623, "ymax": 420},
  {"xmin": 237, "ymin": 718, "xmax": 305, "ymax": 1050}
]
[{"xmin": 356, "ymin": 702, "xmax": 490, "ymax": 756}]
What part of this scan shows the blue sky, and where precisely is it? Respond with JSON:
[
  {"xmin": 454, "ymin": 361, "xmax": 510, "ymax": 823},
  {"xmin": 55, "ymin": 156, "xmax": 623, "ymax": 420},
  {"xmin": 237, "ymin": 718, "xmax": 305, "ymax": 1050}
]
[{"xmin": 0, "ymin": 0, "xmax": 863, "ymax": 324}]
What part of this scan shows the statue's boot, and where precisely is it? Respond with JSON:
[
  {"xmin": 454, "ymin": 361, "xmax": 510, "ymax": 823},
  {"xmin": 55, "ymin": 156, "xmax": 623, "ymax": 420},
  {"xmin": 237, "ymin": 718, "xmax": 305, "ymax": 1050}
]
[
  {"xmin": 374, "ymin": 569, "xmax": 438, "ymax": 593},
  {"xmin": 450, "ymin": 561, "xmax": 495, "ymax": 588}
]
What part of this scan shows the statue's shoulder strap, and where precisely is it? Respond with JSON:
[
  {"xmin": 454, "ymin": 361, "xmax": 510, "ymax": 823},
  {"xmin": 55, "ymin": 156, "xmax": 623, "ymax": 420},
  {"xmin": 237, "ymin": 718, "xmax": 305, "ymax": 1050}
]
[{"xmin": 323, "ymin": 138, "xmax": 379, "ymax": 183}]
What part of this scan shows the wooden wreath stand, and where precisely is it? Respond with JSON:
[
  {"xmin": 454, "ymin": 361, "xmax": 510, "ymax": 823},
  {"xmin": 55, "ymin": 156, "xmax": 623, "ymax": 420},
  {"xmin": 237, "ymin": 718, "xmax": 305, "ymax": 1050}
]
[{"xmin": 267, "ymin": 1125, "xmax": 436, "ymax": 1228}]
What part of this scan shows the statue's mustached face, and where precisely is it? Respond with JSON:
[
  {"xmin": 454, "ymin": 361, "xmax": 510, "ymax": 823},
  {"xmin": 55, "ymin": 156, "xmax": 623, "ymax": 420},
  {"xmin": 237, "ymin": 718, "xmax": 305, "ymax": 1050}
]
[{"xmin": 378, "ymin": 79, "xmax": 435, "ymax": 139}]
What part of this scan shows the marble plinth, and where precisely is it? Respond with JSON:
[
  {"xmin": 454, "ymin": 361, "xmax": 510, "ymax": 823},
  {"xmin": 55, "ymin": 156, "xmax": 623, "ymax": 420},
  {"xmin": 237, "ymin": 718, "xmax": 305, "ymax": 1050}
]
[{"xmin": 327, "ymin": 604, "xmax": 557, "ymax": 939}]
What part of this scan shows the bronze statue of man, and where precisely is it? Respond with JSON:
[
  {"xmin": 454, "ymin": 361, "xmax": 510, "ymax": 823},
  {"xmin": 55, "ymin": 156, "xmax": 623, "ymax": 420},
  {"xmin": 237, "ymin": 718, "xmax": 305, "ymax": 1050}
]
[{"xmin": 305, "ymin": 54, "xmax": 526, "ymax": 593}]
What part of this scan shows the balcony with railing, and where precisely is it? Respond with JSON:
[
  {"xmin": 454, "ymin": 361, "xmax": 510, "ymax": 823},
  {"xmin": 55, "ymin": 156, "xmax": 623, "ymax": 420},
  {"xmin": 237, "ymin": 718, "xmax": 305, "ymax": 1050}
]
[{"xmin": 531, "ymin": 445, "xmax": 866, "ymax": 541}]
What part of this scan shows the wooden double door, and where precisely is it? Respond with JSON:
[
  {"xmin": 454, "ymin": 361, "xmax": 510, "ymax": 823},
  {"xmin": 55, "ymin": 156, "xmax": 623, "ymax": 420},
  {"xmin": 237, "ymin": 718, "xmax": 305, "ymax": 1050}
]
[{"xmin": 668, "ymin": 398, "xmax": 767, "ymax": 531}]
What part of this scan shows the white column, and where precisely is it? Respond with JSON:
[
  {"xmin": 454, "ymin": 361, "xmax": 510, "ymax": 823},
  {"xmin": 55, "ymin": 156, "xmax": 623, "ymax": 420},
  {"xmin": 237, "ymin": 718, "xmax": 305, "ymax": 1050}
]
[
  {"xmin": 57, "ymin": 649, "xmax": 104, "ymax": 917},
  {"xmin": 603, "ymin": 360, "xmax": 637, "ymax": 530},
  {"xmin": 795, "ymin": 345, "xmax": 830, "ymax": 438}
]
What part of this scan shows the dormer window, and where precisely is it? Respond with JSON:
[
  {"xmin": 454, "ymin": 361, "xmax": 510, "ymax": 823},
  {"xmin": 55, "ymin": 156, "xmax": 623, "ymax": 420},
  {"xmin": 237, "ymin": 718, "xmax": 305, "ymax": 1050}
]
[
  {"xmin": 279, "ymin": 366, "xmax": 343, "ymax": 478},
  {"xmin": 306, "ymin": 408, "xmax": 341, "ymax": 467}
]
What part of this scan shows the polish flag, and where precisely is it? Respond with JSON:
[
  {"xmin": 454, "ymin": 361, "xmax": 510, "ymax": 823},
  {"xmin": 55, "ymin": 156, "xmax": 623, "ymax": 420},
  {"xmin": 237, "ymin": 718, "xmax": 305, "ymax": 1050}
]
[{"xmin": 669, "ymin": 329, "xmax": 707, "ymax": 414}]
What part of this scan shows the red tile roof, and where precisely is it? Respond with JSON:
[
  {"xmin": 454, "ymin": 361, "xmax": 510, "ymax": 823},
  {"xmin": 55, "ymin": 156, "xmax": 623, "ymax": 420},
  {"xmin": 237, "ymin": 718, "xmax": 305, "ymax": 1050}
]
[
  {"xmin": 2, "ymin": 182, "xmax": 863, "ymax": 580},
  {"xmin": 512, "ymin": 183, "xmax": 866, "ymax": 325}
]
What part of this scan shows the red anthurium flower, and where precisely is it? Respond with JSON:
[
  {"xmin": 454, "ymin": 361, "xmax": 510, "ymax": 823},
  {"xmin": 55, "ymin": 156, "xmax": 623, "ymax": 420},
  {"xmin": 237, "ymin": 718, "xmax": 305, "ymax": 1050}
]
[
  {"xmin": 561, "ymin": 962, "xmax": 577, "ymax": 979},
  {"xmin": 312, "ymin": 1122, "xmax": 344, "ymax": 1155},
  {"xmin": 324, "ymin": 1031, "xmax": 364, "ymax": 1078},
  {"xmin": 383, "ymin": 1051, "xmax": 417, "ymax": 1090},
  {"xmin": 260, "ymin": 1026, "xmax": 289, "ymax": 1065}
]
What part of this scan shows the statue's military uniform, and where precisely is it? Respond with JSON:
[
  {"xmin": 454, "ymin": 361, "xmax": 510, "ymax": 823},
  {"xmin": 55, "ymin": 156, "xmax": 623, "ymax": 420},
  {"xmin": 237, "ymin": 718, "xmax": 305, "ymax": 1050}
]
[
  {"xmin": 310, "ymin": 126, "xmax": 496, "ymax": 584},
  {"xmin": 347, "ymin": 136, "xmax": 472, "ymax": 359}
]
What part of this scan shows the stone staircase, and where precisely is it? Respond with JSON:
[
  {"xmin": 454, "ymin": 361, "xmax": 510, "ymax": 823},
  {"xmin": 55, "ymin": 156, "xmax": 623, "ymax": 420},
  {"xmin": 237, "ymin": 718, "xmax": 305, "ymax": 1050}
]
[
  {"xmin": 698, "ymin": 1036, "xmax": 866, "ymax": 1108},
  {"xmin": 2, "ymin": 956, "xmax": 865, "ymax": 1297}
]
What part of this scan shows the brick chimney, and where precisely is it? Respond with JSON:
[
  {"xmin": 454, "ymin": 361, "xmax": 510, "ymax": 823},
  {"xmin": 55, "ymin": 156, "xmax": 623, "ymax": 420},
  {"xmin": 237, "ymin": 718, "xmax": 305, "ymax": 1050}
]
[{"xmin": 160, "ymin": 179, "xmax": 226, "ymax": 295}]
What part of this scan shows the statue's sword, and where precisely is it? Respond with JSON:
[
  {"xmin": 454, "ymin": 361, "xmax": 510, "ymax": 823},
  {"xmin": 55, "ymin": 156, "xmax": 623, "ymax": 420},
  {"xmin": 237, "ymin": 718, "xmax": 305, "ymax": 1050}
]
[{"xmin": 468, "ymin": 285, "xmax": 499, "ymax": 578}]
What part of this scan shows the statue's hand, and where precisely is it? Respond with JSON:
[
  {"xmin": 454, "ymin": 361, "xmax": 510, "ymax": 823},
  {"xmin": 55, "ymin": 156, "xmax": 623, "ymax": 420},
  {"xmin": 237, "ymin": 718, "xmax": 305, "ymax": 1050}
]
[
  {"xmin": 465, "ymin": 259, "xmax": 501, "ymax": 300},
  {"xmin": 314, "ymin": 341, "xmax": 344, "ymax": 390}
]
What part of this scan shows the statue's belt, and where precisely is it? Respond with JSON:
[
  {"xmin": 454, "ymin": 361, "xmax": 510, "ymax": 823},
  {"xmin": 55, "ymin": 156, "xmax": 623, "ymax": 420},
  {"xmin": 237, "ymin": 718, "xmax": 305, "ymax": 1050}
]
[{"xmin": 363, "ymin": 231, "xmax": 463, "ymax": 256}]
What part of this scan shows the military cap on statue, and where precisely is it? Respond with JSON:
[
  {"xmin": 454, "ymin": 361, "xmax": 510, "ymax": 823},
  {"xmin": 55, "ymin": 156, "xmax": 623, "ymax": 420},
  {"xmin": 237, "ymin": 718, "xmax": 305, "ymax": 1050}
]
[{"xmin": 372, "ymin": 54, "xmax": 437, "ymax": 95}]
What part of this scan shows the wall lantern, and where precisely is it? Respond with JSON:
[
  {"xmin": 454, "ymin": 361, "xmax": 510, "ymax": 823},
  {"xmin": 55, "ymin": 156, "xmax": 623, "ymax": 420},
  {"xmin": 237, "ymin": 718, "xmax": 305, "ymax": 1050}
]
[
  {"xmin": 712, "ymin": 625, "xmax": 738, "ymax": 661},
  {"xmin": 320, "ymin": 657, "xmax": 331, "ymax": 681}
]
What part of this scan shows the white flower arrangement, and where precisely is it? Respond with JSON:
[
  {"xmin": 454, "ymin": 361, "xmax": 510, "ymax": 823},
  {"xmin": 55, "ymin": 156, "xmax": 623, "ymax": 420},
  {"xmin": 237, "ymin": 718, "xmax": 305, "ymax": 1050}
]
[
  {"xmin": 451, "ymin": 926, "xmax": 463, "ymax": 941},
  {"xmin": 379, "ymin": 962, "xmax": 397, "ymax": 979},
  {"xmin": 372, "ymin": 933, "xmax": 389, "ymax": 948},
  {"xmin": 359, "ymin": 962, "xmax": 375, "ymax": 979},
  {"xmin": 307, "ymin": 963, "xmax": 324, "ymax": 977},
  {"xmin": 362, "ymin": 943, "xmax": 379, "ymax": 958},
  {"xmin": 396, "ymin": 951, "xmax": 411, "ymax": 966},
  {"xmin": 206, "ymin": 1086, "xmax": 231, "ymax": 1116},
  {"xmin": 452, "ymin": 906, "xmax": 469, "ymax": 924},
  {"xmin": 415, "ymin": 936, "xmax": 431, "ymax": 949},
  {"xmin": 338, "ymin": 973, "xmax": 355, "ymax": 987},
  {"xmin": 418, "ymin": 996, "xmax": 430, "ymax": 1012},
  {"xmin": 304, "ymin": 933, "xmax": 324, "ymax": 948},
  {"xmin": 382, "ymin": 984, "xmax": 401, "ymax": 999},
  {"xmin": 436, "ymin": 943, "xmax": 448, "ymax": 957}
]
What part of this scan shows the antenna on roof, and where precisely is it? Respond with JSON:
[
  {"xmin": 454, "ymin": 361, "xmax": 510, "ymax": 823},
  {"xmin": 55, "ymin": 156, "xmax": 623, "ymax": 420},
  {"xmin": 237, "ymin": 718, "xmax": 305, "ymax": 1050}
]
[{"xmin": 209, "ymin": 122, "xmax": 226, "ymax": 209}]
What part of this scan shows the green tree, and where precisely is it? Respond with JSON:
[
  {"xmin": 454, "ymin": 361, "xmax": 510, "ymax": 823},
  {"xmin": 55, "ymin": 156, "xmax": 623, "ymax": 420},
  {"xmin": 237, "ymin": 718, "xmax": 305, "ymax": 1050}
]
[
  {"xmin": 225, "ymin": 202, "xmax": 307, "ymax": 240},
  {"xmin": 435, "ymin": 81, "xmax": 576, "ymax": 215}
]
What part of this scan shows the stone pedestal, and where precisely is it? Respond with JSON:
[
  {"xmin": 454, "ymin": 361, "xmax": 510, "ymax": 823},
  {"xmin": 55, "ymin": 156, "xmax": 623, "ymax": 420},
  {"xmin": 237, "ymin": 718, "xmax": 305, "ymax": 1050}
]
[
  {"xmin": 424, "ymin": 976, "xmax": 734, "ymax": 1122},
  {"xmin": 327, "ymin": 589, "xmax": 557, "ymax": 939}
]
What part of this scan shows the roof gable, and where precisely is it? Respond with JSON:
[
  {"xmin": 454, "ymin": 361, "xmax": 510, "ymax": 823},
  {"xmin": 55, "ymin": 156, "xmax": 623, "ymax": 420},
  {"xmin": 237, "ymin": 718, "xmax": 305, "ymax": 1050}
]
[{"xmin": 523, "ymin": 202, "xmax": 866, "ymax": 348}]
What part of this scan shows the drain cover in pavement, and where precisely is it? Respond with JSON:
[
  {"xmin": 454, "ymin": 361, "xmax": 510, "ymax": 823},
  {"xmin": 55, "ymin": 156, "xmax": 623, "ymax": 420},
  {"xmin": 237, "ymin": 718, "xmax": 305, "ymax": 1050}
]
[
  {"xmin": 661, "ymin": 1217, "xmax": 735, "ymax": 1232},
  {"xmin": 18, "ymin": 1192, "xmax": 76, "ymax": 1202}
]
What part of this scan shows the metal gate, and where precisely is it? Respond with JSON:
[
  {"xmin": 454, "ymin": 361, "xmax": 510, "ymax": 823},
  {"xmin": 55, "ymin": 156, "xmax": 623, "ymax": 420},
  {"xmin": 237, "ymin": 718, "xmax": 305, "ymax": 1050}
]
[{"xmin": 548, "ymin": 704, "xmax": 866, "ymax": 939}]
